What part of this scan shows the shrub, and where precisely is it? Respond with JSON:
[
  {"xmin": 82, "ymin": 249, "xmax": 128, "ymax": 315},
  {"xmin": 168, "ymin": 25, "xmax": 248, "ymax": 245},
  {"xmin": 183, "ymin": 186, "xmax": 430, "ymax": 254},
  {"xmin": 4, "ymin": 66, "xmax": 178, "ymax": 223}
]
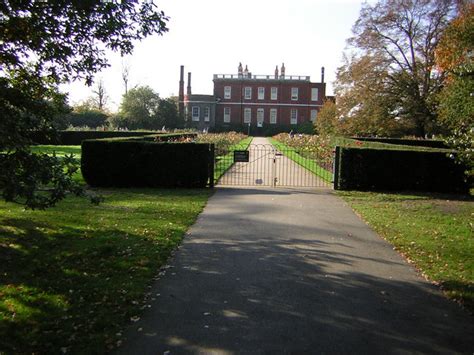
[
  {"xmin": 81, "ymin": 140, "xmax": 212, "ymax": 188},
  {"xmin": 334, "ymin": 147, "xmax": 470, "ymax": 193}
]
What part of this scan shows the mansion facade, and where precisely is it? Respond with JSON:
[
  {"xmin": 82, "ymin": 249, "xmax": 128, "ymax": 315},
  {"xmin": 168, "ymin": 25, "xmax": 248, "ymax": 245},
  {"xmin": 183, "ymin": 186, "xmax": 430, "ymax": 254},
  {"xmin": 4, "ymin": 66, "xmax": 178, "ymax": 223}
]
[{"xmin": 179, "ymin": 63, "xmax": 327, "ymax": 134}]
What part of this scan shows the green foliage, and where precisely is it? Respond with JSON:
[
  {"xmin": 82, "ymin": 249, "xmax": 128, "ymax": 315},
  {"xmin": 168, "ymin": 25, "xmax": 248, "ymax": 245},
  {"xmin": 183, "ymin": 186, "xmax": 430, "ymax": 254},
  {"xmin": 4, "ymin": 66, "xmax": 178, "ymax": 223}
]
[
  {"xmin": 315, "ymin": 100, "xmax": 339, "ymax": 135},
  {"xmin": 0, "ymin": 1, "xmax": 168, "ymax": 208},
  {"xmin": 0, "ymin": 151, "xmax": 83, "ymax": 209},
  {"xmin": 118, "ymin": 86, "xmax": 161, "ymax": 129},
  {"xmin": 159, "ymin": 97, "xmax": 182, "ymax": 129},
  {"xmin": 81, "ymin": 140, "xmax": 212, "ymax": 188},
  {"xmin": 339, "ymin": 191, "xmax": 474, "ymax": 312},
  {"xmin": 67, "ymin": 110, "xmax": 108, "ymax": 129},
  {"xmin": 0, "ymin": 188, "xmax": 210, "ymax": 353}
]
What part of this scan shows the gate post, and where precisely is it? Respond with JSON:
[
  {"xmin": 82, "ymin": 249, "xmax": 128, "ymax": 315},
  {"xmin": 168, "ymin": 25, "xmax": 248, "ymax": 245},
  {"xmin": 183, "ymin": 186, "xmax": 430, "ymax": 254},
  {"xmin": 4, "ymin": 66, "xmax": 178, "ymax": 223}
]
[
  {"xmin": 209, "ymin": 143, "xmax": 215, "ymax": 188},
  {"xmin": 333, "ymin": 146, "xmax": 340, "ymax": 190}
]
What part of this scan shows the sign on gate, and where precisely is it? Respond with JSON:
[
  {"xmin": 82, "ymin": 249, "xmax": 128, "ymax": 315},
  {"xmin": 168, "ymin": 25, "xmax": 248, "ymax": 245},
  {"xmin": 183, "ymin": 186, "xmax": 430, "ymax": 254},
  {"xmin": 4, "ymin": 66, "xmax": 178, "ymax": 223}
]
[{"xmin": 234, "ymin": 150, "xmax": 249, "ymax": 162}]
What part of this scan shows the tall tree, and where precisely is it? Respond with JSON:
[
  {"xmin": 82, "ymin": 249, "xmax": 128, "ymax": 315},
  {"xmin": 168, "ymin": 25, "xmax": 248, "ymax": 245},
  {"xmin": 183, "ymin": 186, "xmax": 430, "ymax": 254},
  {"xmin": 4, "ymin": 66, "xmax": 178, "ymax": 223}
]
[
  {"xmin": 91, "ymin": 78, "xmax": 109, "ymax": 112},
  {"xmin": 436, "ymin": 3, "xmax": 473, "ymax": 176},
  {"xmin": 335, "ymin": 53, "xmax": 405, "ymax": 136},
  {"xmin": 121, "ymin": 59, "xmax": 131, "ymax": 95},
  {"xmin": 340, "ymin": 0, "xmax": 454, "ymax": 137},
  {"xmin": 0, "ymin": 1, "xmax": 168, "ymax": 208}
]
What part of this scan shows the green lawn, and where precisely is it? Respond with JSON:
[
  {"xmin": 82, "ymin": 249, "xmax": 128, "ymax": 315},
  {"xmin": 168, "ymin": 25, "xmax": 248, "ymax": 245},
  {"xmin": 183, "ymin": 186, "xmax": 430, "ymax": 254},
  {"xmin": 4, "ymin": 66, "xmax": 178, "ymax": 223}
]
[
  {"xmin": 0, "ymin": 184, "xmax": 210, "ymax": 352},
  {"xmin": 269, "ymin": 138, "xmax": 333, "ymax": 183},
  {"xmin": 30, "ymin": 145, "xmax": 82, "ymax": 158},
  {"xmin": 338, "ymin": 191, "xmax": 474, "ymax": 313}
]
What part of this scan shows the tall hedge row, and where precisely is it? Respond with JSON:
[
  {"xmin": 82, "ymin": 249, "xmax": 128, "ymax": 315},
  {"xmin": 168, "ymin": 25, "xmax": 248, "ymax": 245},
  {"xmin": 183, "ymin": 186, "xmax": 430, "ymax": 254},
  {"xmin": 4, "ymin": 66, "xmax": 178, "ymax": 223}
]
[
  {"xmin": 353, "ymin": 137, "xmax": 448, "ymax": 149},
  {"xmin": 334, "ymin": 147, "xmax": 469, "ymax": 193},
  {"xmin": 81, "ymin": 140, "xmax": 212, "ymax": 188}
]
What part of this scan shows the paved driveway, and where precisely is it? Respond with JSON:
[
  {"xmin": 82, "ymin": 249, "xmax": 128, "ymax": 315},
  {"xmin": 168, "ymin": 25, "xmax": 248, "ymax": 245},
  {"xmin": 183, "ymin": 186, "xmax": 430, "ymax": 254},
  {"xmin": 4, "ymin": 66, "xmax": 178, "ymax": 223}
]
[{"xmin": 116, "ymin": 187, "xmax": 473, "ymax": 354}]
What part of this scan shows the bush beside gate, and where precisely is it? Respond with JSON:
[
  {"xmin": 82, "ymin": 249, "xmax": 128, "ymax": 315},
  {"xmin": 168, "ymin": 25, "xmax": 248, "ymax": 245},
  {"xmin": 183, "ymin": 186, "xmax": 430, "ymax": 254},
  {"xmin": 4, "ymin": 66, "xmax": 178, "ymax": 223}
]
[
  {"xmin": 334, "ymin": 147, "xmax": 470, "ymax": 194},
  {"xmin": 81, "ymin": 139, "xmax": 213, "ymax": 188}
]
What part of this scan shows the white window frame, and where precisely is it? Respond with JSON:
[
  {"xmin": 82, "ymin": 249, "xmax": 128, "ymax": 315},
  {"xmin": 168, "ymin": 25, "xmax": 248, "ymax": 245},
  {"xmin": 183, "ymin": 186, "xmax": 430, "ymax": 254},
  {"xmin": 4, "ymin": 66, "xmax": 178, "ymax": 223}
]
[
  {"xmin": 291, "ymin": 87, "xmax": 299, "ymax": 101},
  {"xmin": 271, "ymin": 87, "xmax": 278, "ymax": 100},
  {"xmin": 258, "ymin": 87, "xmax": 265, "ymax": 100},
  {"xmin": 244, "ymin": 108, "xmax": 252, "ymax": 123},
  {"xmin": 310, "ymin": 109, "xmax": 318, "ymax": 122},
  {"xmin": 223, "ymin": 107, "xmax": 231, "ymax": 123},
  {"xmin": 192, "ymin": 106, "xmax": 200, "ymax": 121},
  {"xmin": 257, "ymin": 108, "xmax": 264, "ymax": 122},
  {"xmin": 270, "ymin": 108, "xmax": 277, "ymax": 124},
  {"xmin": 311, "ymin": 88, "xmax": 319, "ymax": 101},
  {"xmin": 204, "ymin": 106, "xmax": 210, "ymax": 122},
  {"xmin": 224, "ymin": 86, "xmax": 231, "ymax": 99},
  {"xmin": 244, "ymin": 87, "xmax": 252, "ymax": 100},
  {"xmin": 290, "ymin": 109, "xmax": 298, "ymax": 124}
]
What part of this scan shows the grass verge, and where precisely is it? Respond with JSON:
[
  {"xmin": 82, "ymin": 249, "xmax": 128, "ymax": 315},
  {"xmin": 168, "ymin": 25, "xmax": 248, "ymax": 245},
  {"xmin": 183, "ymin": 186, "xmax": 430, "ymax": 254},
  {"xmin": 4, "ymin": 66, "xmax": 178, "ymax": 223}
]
[
  {"xmin": 269, "ymin": 138, "xmax": 333, "ymax": 183},
  {"xmin": 338, "ymin": 190, "xmax": 474, "ymax": 313},
  {"xmin": 0, "ymin": 188, "xmax": 211, "ymax": 353}
]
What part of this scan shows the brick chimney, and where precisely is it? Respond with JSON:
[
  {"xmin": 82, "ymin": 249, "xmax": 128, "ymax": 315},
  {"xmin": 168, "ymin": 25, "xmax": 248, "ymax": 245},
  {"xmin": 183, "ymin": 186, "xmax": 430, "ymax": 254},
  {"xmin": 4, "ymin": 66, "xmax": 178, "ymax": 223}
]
[
  {"xmin": 178, "ymin": 65, "xmax": 184, "ymax": 118},
  {"xmin": 187, "ymin": 72, "xmax": 192, "ymax": 96},
  {"xmin": 321, "ymin": 66, "xmax": 325, "ymax": 83}
]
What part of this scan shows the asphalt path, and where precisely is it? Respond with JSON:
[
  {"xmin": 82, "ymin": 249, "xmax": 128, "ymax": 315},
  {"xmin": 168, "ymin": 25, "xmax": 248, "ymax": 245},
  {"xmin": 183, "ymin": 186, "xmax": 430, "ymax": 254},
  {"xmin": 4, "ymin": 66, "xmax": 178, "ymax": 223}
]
[{"xmin": 116, "ymin": 186, "xmax": 473, "ymax": 354}]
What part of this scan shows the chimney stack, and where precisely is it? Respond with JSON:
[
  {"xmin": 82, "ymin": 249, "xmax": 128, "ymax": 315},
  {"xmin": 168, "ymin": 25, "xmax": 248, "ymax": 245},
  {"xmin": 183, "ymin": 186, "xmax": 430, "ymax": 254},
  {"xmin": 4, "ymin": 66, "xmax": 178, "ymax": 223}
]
[
  {"xmin": 281, "ymin": 63, "xmax": 286, "ymax": 78},
  {"xmin": 321, "ymin": 66, "xmax": 325, "ymax": 83},
  {"xmin": 187, "ymin": 72, "xmax": 192, "ymax": 96},
  {"xmin": 275, "ymin": 65, "xmax": 279, "ymax": 79},
  {"xmin": 178, "ymin": 65, "xmax": 184, "ymax": 118},
  {"xmin": 238, "ymin": 62, "xmax": 243, "ymax": 78}
]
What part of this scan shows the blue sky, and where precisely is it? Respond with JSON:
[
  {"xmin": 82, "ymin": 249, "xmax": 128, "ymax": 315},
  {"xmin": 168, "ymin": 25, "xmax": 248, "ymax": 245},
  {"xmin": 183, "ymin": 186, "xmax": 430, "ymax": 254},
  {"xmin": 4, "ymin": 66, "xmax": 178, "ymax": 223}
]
[{"xmin": 63, "ymin": 0, "xmax": 372, "ymax": 110}]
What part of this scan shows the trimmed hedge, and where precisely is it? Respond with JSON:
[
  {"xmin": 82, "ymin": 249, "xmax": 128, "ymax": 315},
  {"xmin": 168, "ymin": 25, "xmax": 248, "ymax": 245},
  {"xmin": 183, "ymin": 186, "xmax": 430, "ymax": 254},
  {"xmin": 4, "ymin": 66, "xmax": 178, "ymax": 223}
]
[
  {"xmin": 32, "ymin": 131, "xmax": 158, "ymax": 145},
  {"xmin": 32, "ymin": 131, "xmax": 198, "ymax": 145},
  {"xmin": 353, "ymin": 137, "xmax": 448, "ymax": 149},
  {"xmin": 81, "ymin": 140, "xmax": 212, "ymax": 188},
  {"xmin": 334, "ymin": 147, "xmax": 469, "ymax": 193}
]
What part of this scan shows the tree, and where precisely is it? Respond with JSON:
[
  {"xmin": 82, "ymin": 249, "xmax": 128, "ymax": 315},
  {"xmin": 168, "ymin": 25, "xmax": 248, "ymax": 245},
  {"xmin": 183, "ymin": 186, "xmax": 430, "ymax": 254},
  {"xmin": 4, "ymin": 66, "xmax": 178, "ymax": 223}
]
[
  {"xmin": 435, "ymin": 3, "xmax": 473, "ymax": 176},
  {"xmin": 118, "ymin": 86, "xmax": 162, "ymax": 130},
  {"xmin": 91, "ymin": 78, "xmax": 109, "ymax": 112},
  {"xmin": 335, "ymin": 54, "xmax": 406, "ymax": 136},
  {"xmin": 340, "ymin": 0, "xmax": 454, "ymax": 137},
  {"xmin": 0, "ymin": 1, "xmax": 168, "ymax": 208},
  {"xmin": 314, "ymin": 100, "xmax": 340, "ymax": 136},
  {"xmin": 159, "ymin": 97, "xmax": 182, "ymax": 129},
  {"xmin": 67, "ymin": 101, "xmax": 108, "ymax": 128},
  {"xmin": 122, "ymin": 59, "xmax": 131, "ymax": 95}
]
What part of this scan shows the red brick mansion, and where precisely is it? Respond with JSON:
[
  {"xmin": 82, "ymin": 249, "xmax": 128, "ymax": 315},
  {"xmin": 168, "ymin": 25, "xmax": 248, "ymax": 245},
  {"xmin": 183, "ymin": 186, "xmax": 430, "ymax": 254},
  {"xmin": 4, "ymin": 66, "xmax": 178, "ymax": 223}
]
[{"xmin": 179, "ymin": 63, "xmax": 327, "ymax": 135}]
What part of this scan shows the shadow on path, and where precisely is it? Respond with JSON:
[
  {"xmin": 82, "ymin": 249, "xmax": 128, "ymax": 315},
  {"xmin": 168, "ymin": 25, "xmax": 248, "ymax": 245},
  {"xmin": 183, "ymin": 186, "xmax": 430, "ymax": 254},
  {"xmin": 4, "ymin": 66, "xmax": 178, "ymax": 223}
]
[{"xmin": 117, "ymin": 187, "xmax": 473, "ymax": 354}]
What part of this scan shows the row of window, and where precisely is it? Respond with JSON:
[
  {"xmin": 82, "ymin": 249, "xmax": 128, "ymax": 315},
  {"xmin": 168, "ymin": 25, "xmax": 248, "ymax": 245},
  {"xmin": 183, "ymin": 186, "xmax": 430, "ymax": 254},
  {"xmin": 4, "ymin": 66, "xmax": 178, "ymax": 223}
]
[
  {"xmin": 222, "ymin": 107, "xmax": 318, "ymax": 124},
  {"xmin": 224, "ymin": 86, "xmax": 319, "ymax": 101},
  {"xmin": 191, "ymin": 106, "xmax": 211, "ymax": 122}
]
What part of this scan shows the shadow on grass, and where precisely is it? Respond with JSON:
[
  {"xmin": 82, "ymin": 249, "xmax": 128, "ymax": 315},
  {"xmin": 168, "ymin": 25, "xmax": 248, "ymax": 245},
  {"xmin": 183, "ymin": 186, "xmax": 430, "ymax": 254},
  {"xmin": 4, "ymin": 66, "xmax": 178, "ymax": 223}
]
[
  {"xmin": 338, "ymin": 189, "xmax": 474, "ymax": 202},
  {"xmin": 0, "ymin": 217, "xmax": 179, "ymax": 354}
]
